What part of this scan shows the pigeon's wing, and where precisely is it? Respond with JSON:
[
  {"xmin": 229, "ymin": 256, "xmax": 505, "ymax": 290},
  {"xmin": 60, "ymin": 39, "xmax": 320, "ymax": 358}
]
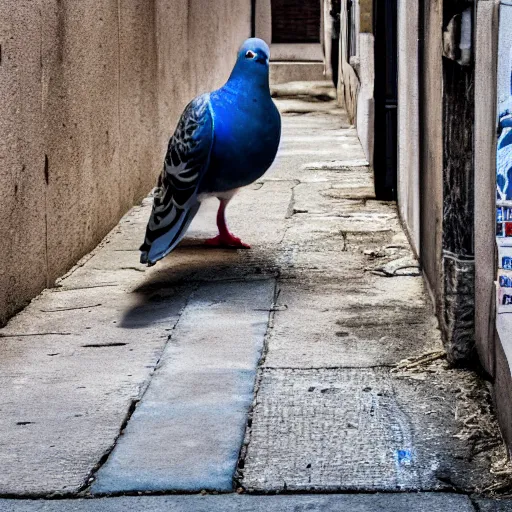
[{"xmin": 140, "ymin": 94, "xmax": 213, "ymax": 265}]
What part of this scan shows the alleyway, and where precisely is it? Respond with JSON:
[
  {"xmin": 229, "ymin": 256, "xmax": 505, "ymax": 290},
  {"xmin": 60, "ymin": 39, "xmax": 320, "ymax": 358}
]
[{"xmin": 0, "ymin": 86, "xmax": 509, "ymax": 511}]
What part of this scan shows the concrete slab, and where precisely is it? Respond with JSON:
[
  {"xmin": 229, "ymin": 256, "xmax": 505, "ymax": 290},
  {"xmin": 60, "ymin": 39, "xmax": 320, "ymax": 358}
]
[
  {"xmin": 281, "ymin": 215, "xmax": 397, "ymax": 255},
  {"xmin": 0, "ymin": 280, "xmax": 189, "ymax": 496},
  {"xmin": 273, "ymin": 98, "xmax": 341, "ymax": 115},
  {"xmin": 292, "ymin": 182, "xmax": 385, "ymax": 216},
  {"xmin": 264, "ymin": 111, "xmax": 367, "ymax": 183},
  {"xmin": 273, "ymin": 142, "xmax": 368, "ymax": 174},
  {"xmin": 263, "ymin": 279, "xmax": 442, "ymax": 368},
  {"xmin": 91, "ymin": 280, "xmax": 275, "ymax": 493},
  {"xmin": 270, "ymin": 61, "xmax": 325, "ymax": 84},
  {"xmin": 242, "ymin": 368, "xmax": 496, "ymax": 492},
  {"xmin": 270, "ymin": 80, "xmax": 336, "ymax": 100},
  {"xmin": 280, "ymin": 113, "xmax": 351, "ymax": 131},
  {"xmin": 475, "ymin": 500, "xmax": 512, "ymax": 511},
  {"xmin": 0, "ymin": 493, "xmax": 476, "ymax": 512}
]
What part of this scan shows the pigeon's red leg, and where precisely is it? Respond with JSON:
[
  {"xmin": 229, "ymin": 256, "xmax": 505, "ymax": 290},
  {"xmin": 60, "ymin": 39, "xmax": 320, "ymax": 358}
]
[{"xmin": 204, "ymin": 199, "xmax": 251, "ymax": 248}]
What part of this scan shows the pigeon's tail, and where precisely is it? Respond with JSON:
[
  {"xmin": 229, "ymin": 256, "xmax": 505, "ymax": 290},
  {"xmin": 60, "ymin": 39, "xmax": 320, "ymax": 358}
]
[
  {"xmin": 140, "ymin": 200, "xmax": 201, "ymax": 266},
  {"xmin": 140, "ymin": 93, "xmax": 213, "ymax": 266}
]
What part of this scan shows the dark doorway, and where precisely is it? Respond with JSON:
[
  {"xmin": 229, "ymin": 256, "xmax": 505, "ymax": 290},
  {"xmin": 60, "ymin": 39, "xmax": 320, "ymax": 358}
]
[
  {"xmin": 373, "ymin": 0, "xmax": 398, "ymax": 200},
  {"xmin": 271, "ymin": 0, "xmax": 321, "ymax": 43}
]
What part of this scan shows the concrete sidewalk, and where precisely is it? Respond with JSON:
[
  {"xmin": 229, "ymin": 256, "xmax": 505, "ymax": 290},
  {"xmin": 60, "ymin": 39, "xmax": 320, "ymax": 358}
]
[
  {"xmin": 0, "ymin": 494, "xmax": 480, "ymax": 512},
  {"xmin": 0, "ymin": 86, "xmax": 510, "ymax": 508}
]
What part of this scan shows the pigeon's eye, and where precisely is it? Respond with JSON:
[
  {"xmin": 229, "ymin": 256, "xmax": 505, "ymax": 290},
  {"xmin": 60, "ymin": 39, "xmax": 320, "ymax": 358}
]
[{"xmin": 245, "ymin": 50, "xmax": 256, "ymax": 59}]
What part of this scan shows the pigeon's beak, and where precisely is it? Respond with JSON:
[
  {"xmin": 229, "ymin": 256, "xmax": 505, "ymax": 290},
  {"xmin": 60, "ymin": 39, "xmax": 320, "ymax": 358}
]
[{"xmin": 255, "ymin": 53, "xmax": 269, "ymax": 65}]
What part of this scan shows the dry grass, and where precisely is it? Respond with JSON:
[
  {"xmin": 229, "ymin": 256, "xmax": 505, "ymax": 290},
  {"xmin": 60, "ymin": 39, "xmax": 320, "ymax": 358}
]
[{"xmin": 393, "ymin": 350, "xmax": 512, "ymax": 496}]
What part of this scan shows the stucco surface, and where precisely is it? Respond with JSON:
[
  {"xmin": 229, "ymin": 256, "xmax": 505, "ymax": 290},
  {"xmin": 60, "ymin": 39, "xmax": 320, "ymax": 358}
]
[
  {"xmin": 0, "ymin": 0, "xmax": 251, "ymax": 326},
  {"xmin": 355, "ymin": 33, "xmax": 374, "ymax": 166},
  {"xmin": 419, "ymin": 0, "xmax": 444, "ymax": 310},
  {"xmin": 397, "ymin": 0, "xmax": 420, "ymax": 256},
  {"xmin": 474, "ymin": 0, "xmax": 499, "ymax": 376},
  {"xmin": 0, "ymin": 2, "xmax": 48, "ymax": 323}
]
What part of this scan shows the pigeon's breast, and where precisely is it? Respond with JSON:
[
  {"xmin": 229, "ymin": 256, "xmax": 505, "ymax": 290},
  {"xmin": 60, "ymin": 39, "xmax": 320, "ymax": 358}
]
[{"xmin": 199, "ymin": 90, "xmax": 281, "ymax": 194}]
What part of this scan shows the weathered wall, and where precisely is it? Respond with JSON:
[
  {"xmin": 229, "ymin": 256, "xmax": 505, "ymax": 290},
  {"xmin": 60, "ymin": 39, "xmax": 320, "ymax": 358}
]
[
  {"xmin": 0, "ymin": 0, "xmax": 251, "ymax": 326},
  {"xmin": 494, "ymin": 331, "xmax": 512, "ymax": 453},
  {"xmin": 417, "ymin": 0, "xmax": 477, "ymax": 365},
  {"xmin": 337, "ymin": 0, "xmax": 372, "ymax": 152},
  {"xmin": 474, "ymin": 0, "xmax": 498, "ymax": 376},
  {"xmin": 337, "ymin": 0, "xmax": 360, "ymax": 125},
  {"xmin": 418, "ymin": 0, "xmax": 444, "ymax": 315},
  {"xmin": 397, "ymin": 0, "xmax": 420, "ymax": 255},
  {"xmin": 441, "ymin": 0, "xmax": 476, "ymax": 364},
  {"xmin": 355, "ymin": 32, "xmax": 374, "ymax": 166}
]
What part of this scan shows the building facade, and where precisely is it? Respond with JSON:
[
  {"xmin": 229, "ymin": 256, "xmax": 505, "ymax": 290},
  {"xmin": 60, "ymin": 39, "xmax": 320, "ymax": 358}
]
[{"xmin": 337, "ymin": 0, "xmax": 512, "ymax": 451}]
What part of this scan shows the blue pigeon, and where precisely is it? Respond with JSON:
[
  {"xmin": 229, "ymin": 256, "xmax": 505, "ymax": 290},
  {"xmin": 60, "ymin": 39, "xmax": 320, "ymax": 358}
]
[{"xmin": 140, "ymin": 38, "xmax": 281, "ymax": 266}]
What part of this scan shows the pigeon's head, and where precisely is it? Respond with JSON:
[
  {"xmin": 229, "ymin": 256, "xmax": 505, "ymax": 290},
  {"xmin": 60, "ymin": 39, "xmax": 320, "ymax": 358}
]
[
  {"xmin": 227, "ymin": 38, "xmax": 271, "ymax": 89},
  {"xmin": 228, "ymin": 38, "xmax": 270, "ymax": 84},
  {"xmin": 237, "ymin": 38, "xmax": 270, "ymax": 68}
]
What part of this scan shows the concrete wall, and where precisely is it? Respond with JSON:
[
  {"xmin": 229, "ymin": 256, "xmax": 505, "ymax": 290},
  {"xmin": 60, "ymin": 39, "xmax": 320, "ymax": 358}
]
[
  {"xmin": 0, "ymin": 0, "xmax": 251, "ymax": 326},
  {"xmin": 335, "ymin": 0, "xmax": 373, "ymax": 166},
  {"xmin": 337, "ymin": 0, "xmax": 360, "ymax": 125},
  {"xmin": 355, "ymin": 33, "xmax": 374, "ymax": 165},
  {"xmin": 397, "ymin": 0, "xmax": 420, "ymax": 255},
  {"xmin": 337, "ymin": 0, "xmax": 374, "ymax": 147},
  {"xmin": 352, "ymin": 1, "xmax": 374, "ymax": 164},
  {"xmin": 418, "ymin": 0, "xmax": 444, "ymax": 313},
  {"xmin": 474, "ymin": 0, "xmax": 498, "ymax": 376}
]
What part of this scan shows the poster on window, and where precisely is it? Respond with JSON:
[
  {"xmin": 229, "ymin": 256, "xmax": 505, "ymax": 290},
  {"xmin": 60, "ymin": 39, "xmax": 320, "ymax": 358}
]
[{"xmin": 497, "ymin": 1, "xmax": 512, "ymax": 313}]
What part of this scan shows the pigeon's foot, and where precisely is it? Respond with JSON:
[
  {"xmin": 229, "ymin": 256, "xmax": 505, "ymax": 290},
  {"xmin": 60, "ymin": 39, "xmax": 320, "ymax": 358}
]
[
  {"xmin": 207, "ymin": 197, "xmax": 251, "ymax": 248},
  {"xmin": 204, "ymin": 233, "xmax": 251, "ymax": 249}
]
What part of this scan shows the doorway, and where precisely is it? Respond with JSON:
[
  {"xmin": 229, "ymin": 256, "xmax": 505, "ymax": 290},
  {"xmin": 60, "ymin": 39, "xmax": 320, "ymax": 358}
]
[
  {"xmin": 373, "ymin": 0, "xmax": 398, "ymax": 200},
  {"xmin": 271, "ymin": 0, "xmax": 321, "ymax": 43}
]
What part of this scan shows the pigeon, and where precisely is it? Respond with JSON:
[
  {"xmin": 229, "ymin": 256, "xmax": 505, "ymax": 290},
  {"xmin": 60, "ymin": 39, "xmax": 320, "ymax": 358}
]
[{"xmin": 140, "ymin": 38, "xmax": 281, "ymax": 266}]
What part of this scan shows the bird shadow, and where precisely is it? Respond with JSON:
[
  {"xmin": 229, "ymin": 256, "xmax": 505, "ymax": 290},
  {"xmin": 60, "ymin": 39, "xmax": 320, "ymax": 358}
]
[{"xmin": 120, "ymin": 241, "xmax": 279, "ymax": 329}]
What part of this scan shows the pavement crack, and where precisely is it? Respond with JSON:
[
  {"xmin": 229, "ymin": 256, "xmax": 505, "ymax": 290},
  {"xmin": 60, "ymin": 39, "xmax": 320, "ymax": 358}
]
[
  {"xmin": 235, "ymin": 279, "xmax": 280, "ymax": 489},
  {"xmin": 471, "ymin": 498, "xmax": 484, "ymax": 512},
  {"xmin": 262, "ymin": 364, "xmax": 397, "ymax": 370},
  {"xmin": 53, "ymin": 283, "xmax": 118, "ymax": 292},
  {"xmin": 40, "ymin": 304, "xmax": 102, "ymax": 313},
  {"xmin": 0, "ymin": 332, "xmax": 73, "ymax": 338},
  {"xmin": 278, "ymin": 224, "xmax": 292, "ymax": 245},
  {"xmin": 285, "ymin": 180, "xmax": 301, "ymax": 219},
  {"xmin": 341, "ymin": 230, "xmax": 348, "ymax": 251},
  {"xmin": 79, "ymin": 285, "xmax": 198, "ymax": 495},
  {"xmin": 82, "ymin": 342, "xmax": 128, "ymax": 348},
  {"xmin": 253, "ymin": 303, "xmax": 287, "ymax": 312},
  {"xmin": 77, "ymin": 397, "xmax": 140, "ymax": 495}
]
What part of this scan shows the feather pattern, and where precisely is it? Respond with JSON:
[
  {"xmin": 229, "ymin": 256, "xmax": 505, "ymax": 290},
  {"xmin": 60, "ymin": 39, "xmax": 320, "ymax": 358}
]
[{"xmin": 140, "ymin": 94, "xmax": 213, "ymax": 265}]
